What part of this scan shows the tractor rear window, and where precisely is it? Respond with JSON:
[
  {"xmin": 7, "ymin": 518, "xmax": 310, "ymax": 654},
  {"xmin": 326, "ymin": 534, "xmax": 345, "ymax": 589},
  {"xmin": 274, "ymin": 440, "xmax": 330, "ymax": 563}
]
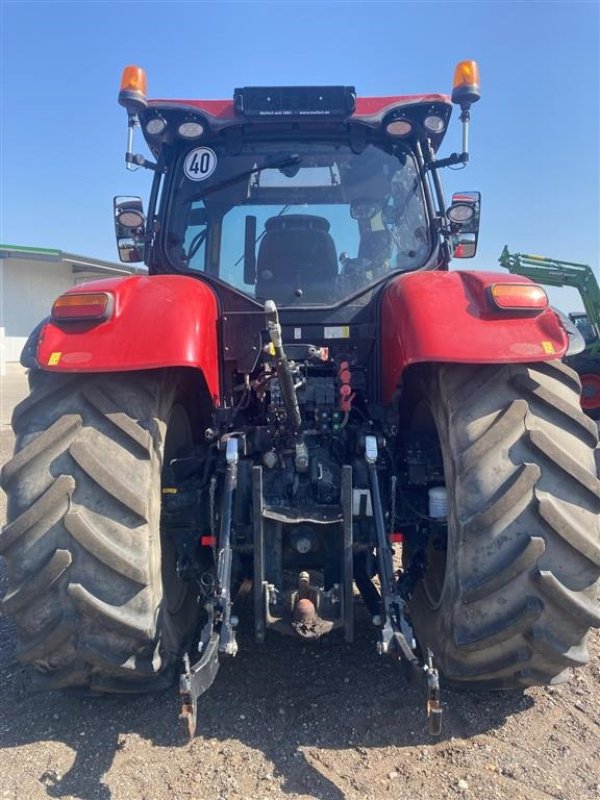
[{"xmin": 165, "ymin": 142, "xmax": 430, "ymax": 305}]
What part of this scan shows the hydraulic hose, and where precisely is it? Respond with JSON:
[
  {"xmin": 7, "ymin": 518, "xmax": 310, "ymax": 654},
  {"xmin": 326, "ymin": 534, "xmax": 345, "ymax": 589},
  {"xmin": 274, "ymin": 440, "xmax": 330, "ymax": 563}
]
[{"xmin": 264, "ymin": 300, "xmax": 302, "ymax": 431}]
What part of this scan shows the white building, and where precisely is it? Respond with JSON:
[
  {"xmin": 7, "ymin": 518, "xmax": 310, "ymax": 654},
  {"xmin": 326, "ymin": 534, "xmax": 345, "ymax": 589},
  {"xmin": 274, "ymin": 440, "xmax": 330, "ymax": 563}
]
[{"xmin": 0, "ymin": 244, "xmax": 143, "ymax": 373}]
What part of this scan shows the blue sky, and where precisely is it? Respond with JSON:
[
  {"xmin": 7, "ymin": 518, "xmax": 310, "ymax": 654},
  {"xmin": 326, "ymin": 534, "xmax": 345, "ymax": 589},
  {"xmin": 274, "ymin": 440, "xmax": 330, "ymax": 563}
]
[{"xmin": 1, "ymin": 0, "xmax": 598, "ymax": 311}]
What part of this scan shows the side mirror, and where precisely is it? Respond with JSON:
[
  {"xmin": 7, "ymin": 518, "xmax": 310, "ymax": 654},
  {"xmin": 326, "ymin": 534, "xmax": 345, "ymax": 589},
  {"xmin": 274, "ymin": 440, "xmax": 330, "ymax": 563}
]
[
  {"xmin": 447, "ymin": 191, "xmax": 480, "ymax": 258},
  {"xmin": 114, "ymin": 196, "xmax": 146, "ymax": 263}
]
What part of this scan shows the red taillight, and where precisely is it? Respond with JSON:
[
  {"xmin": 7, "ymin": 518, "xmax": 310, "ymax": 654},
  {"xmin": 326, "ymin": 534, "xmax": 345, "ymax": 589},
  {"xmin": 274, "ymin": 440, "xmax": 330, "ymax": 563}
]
[
  {"xmin": 51, "ymin": 292, "xmax": 113, "ymax": 322},
  {"xmin": 490, "ymin": 283, "xmax": 548, "ymax": 311}
]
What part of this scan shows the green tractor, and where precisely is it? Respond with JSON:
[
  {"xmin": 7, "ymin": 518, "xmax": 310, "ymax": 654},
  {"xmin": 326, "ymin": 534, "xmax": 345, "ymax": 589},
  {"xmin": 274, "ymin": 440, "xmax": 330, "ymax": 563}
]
[{"xmin": 500, "ymin": 247, "xmax": 600, "ymax": 419}]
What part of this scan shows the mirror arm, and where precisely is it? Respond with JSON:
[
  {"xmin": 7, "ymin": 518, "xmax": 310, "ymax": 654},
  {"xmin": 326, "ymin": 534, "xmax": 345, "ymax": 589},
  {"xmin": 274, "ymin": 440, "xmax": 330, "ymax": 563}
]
[
  {"xmin": 125, "ymin": 152, "xmax": 162, "ymax": 172},
  {"xmin": 427, "ymin": 101, "xmax": 473, "ymax": 171},
  {"xmin": 459, "ymin": 106, "xmax": 471, "ymax": 158},
  {"xmin": 125, "ymin": 113, "xmax": 137, "ymax": 173},
  {"xmin": 439, "ymin": 222, "xmax": 456, "ymax": 239},
  {"xmin": 426, "ymin": 151, "xmax": 469, "ymax": 171},
  {"xmin": 124, "ymin": 111, "xmax": 161, "ymax": 173}
]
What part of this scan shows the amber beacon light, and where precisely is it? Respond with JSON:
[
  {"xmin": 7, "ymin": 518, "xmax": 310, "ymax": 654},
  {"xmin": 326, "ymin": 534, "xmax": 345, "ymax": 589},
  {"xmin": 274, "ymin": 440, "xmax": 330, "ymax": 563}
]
[
  {"xmin": 452, "ymin": 60, "xmax": 481, "ymax": 108},
  {"xmin": 118, "ymin": 65, "xmax": 148, "ymax": 114},
  {"xmin": 446, "ymin": 59, "xmax": 481, "ymax": 165}
]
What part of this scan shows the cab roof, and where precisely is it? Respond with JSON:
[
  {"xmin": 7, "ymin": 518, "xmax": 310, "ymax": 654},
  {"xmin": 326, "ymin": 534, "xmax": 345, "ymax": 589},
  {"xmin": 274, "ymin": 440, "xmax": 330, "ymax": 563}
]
[
  {"xmin": 141, "ymin": 92, "xmax": 453, "ymax": 155},
  {"xmin": 149, "ymin": 93, "xmax": 451, "ymax": 123}
]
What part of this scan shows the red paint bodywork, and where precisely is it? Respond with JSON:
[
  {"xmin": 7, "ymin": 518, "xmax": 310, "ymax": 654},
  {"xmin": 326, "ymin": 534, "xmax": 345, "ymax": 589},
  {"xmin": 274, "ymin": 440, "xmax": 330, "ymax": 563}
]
[
  {"xmin": 380, "ymin": 270, "xmax": 568, "ymax": 404},
  {"xmin": 36, "ymin": 270, "xmax": 567, "ymax": 411},
  {"xmin": 37, "ymin": 274, "xmax": 221, "ymax": 404},
  {"xmin": 150, "ymin": 94, "xmax": 451, "ymax": 127}
]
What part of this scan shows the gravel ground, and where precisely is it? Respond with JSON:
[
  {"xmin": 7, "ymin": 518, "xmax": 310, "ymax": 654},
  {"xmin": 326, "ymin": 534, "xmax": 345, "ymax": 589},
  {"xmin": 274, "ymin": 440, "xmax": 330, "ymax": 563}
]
[{"xmin": 1, "ymin": 370, "xmax": 599, "ymax": 800}]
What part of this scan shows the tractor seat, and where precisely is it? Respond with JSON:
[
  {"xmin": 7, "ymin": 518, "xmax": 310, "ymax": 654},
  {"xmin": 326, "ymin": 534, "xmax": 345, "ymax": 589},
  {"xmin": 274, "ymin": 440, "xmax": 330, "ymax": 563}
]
[{"xmin": 255, "ymin": 215, "xmax": 338, "ymax": 303}]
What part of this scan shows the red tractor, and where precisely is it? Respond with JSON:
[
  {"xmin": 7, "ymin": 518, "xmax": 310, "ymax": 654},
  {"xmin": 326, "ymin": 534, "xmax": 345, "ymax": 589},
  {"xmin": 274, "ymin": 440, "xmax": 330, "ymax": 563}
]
[{"xmin": 2, "ymin": 62, "xmax": 599, "ymax": 737}]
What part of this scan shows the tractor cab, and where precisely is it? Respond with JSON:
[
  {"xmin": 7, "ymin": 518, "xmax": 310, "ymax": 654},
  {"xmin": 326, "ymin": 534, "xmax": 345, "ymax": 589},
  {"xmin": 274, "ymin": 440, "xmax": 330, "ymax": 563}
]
[{"xmin": 115, "ymin": 67, "xmax": 482, "ymax": 311}]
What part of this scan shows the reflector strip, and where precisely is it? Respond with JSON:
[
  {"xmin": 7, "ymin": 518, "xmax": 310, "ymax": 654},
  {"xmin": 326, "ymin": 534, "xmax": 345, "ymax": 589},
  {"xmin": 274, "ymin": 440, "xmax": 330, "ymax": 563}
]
[
  {"xmin": 52, "ymin": 293, "xmax": 112, "ymax": 321},
  {"xmin": 200, "ymin": 536, "xmax": 217, "ymax": 547},
  {"xmin": 490, "ymin": 283, "xmax": 548, "ymax": 310},
  {"xmin": 389, "ymin": 532, "xmax": 404, "ymax": 543}
]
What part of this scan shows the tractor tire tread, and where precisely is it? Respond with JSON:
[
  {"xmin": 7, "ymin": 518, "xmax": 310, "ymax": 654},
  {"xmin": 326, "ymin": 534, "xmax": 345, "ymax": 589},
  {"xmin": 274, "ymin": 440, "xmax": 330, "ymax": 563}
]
[
  {"xmin": 2, "ymin": 549, "xmax": 72, "ymax": 615},
  {"xmin": 0, "ymin": 370, "xmax": 186, "ymax": 690},
  {"xmin": 462, "ymin": 535, "xmax": 546, "ymax": 604},
  {"xmin": 409, "ymin": 361, "xmax": 600, "ymax": 688}
]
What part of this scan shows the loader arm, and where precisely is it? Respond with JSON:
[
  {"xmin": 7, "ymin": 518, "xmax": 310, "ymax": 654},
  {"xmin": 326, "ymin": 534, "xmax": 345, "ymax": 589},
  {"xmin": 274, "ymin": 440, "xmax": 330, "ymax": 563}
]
[{"xmin": 499, "ymin": 246, "xmax": 600, "ymax": 341}]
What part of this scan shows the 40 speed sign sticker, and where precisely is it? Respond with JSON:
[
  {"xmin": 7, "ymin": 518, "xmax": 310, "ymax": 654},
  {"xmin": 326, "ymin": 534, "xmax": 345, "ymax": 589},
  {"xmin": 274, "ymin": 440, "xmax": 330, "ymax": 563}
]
[{"xmin": 184, "ymin": 147, "xmax": 217, "ymax": 181}]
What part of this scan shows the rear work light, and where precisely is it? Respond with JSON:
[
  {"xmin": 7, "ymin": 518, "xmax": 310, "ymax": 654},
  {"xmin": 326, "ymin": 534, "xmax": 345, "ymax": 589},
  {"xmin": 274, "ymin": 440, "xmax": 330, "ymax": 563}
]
[
  {"xmin": 490, "ymin": 283, "xmax": 548, "ymax": 311},
  {"xmin": 52, "ymin": 292, "xmax": 114, "ymax": 322},
  {"xmin": 178, "ymin": 120, "xmax": 205, "ymax": 139},
  {"xmin": 385, "ymin": 119, "xmax": 413, "ymax": 136},
  {"xmin": 145, "ymin": 116, "xmax": 167, "ymax": 136}
]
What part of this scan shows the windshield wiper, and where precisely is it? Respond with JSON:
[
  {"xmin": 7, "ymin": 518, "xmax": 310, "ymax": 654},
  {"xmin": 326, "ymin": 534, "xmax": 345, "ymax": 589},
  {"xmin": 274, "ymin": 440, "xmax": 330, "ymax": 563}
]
[
  {"xmin": 200, "ymin": 154, "xmax": 302, "ymax": 198},
  {"xmin": 187, "ymin": 228, "xmax": 208, "ymax": 262}
]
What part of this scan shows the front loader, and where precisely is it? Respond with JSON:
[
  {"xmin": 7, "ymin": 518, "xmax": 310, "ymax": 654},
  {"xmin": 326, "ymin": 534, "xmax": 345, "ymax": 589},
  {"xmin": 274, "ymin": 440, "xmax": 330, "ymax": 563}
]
[
  {"xmin": 500, "ymin": 246, "xmax": 600, "ymax": 418},
  {"xmin": 1, "ymin": 62, "xmax": 599, "ymax": 738}
]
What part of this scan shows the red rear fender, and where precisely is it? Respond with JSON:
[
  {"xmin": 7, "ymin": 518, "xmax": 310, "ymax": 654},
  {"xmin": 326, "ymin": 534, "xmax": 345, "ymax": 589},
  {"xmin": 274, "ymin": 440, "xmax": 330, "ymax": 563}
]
[
  {"xmin": 36, "ymin": 274, "xmax": 220, "ymax": 404},
  {"xmin": 380, "ymin": 270, "xmax": 568, "ymax": 404}
]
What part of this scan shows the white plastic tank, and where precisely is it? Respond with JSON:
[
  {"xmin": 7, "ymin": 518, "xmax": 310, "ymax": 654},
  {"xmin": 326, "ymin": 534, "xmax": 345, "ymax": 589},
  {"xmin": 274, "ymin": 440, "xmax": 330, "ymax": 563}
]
[{"xmin": 428, "ymin": 486, "xmax": 448, "ymax": 520}]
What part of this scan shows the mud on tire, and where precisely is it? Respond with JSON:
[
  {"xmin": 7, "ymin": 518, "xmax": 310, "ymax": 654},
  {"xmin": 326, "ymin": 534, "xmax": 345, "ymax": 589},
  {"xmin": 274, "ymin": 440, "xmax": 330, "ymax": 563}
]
[
  {"xmin": 0, "ymin": 370, "xmax": 199, "ymax": 692},
  {"xmin": 408, "ymin": 361, "xmax": 600, "ymax": 688}
]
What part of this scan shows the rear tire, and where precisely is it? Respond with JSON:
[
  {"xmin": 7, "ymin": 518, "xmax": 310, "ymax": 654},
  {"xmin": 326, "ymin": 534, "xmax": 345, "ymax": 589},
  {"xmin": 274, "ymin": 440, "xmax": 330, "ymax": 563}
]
[
  {"xmin": 407, "ymin": 361, "xmax": 600, "ymax": 688},
  {"xmin": 0, "ymin": 370, "xmax": 200, "ymax": 692}
]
